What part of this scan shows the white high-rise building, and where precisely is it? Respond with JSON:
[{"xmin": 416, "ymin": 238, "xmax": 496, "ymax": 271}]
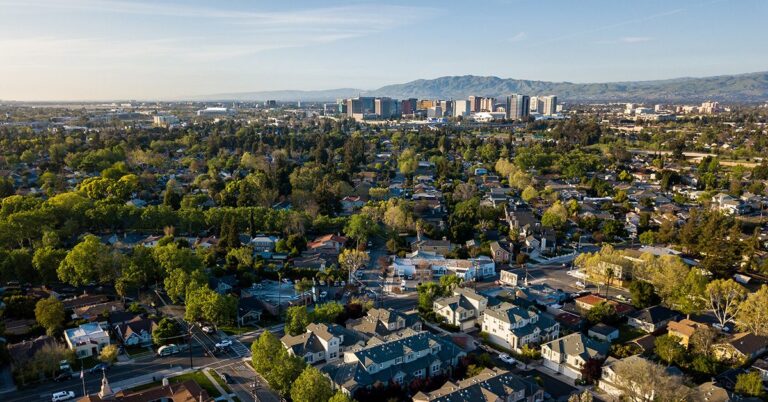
[
  {"xmin": 541, "ymin": 95, "xmax": 558, "ymax": 116},
  {"xmin": 453, "ymin": 100, "xmax": 470, "ymax": 117}
]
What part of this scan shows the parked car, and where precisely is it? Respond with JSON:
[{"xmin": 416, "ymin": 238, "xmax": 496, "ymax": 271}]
[
  {"xmin": 498, "ymin": 353, "xmax": 517, "ymax": 365},
  {"xmin": 215, "ymin": 339, "xmax": 233, "ymax": 348},
  {"xmin": 157, "ymin": 344, "xmax": 180, "ymax": 357},
  {"xmin": 575, "ymin": 281, "xmax": 586, "ymax": 289},
  {"xmin": 319, "ymin": 291, "xmax": 328, "ymax": 298},
  {"xmin": 52, "ymin": 391, "xmax": 76, "ymax": 402},
  {"xmin": 89, "ymin": 363, "xmax": 110, "ymax": 374},
  {"xmin": 54, "ymin": 372, "xmax": 72, "ymax": 382},
  {"xmin": 201, "ymin": 325, "xmax": 214, "ymax": 334},
  {"xmin": 220, "ymin": 372, "xmax": 233, "ymax": 384}
]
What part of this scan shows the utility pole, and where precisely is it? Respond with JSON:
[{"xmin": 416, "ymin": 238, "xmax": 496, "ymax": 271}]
[{"xmin": 188, "ymin": 328, "xmax": 194, "ymax": 369}]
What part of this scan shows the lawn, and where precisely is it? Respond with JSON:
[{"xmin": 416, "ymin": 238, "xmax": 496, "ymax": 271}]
[
  {"xmin": 171, "ymin": 371, "xmax": 223, "ymax": 398},
  {"xmin": 616, "ymin": 324, "xmax": 645, "ymax": 343},
  {"xmin": 219, "ymin": 325, "xmax": 258, "ymax": 335}
]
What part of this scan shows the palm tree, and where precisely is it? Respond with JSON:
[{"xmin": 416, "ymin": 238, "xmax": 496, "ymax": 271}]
[{"xmin": 604, "ymin": 266, "xmax": 615, "ymax": 299}]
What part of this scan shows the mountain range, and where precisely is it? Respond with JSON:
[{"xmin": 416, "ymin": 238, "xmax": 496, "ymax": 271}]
[{"xmin": 196, "ymin": 71, "xmax": 768, "ymax": 103}]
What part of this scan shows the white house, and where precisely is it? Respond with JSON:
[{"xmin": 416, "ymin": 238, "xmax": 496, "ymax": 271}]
[
  {"xmin": 482, "ymin": 303, "xmax": 559, "ymax": 351},
  {"xmin": 433, "ymin": 288, "xmax": 488, "ymax": 331},
  {"xmin": 64, "ymin": 322, "xmax": 111, "ymax": 358},
  {"xmin": 115, "ymin": 317, "xmax": 158, "ymax": 346},
  {"xmin": 541, "ymin": 333, "xmax": 609, "ymax": 379}
]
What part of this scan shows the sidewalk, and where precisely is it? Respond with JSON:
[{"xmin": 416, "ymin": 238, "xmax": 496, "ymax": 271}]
[
  {"xmin": 110, "ymin": 365, "xmax": 185, "ymax": 393},
  {"xmin": 202, "ymin": 368, "xmax": 234, "ymax": 402}
]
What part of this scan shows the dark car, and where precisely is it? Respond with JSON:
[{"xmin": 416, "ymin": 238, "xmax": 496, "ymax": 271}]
[
  {"xmin": 54, "ymin": 372, "xmax": 72, "ymax": 382},
  {"xmin": 89, "ymin": 363, "xmax": 110, "ymax": 374},
  {"xmin": 220, "ymin": 373, "xmax": 233, "ymax": 384}
]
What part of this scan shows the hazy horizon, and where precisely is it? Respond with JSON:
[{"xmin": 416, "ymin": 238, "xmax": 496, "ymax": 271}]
[{"xmin": 1, "ymin": 0, "xmax": 767, "ymax": 101}]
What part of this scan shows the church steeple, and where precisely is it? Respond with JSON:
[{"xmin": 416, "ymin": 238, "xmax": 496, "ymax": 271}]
[{"xmin": 98, "ymin": 370, "xmax": 114, "ymax": 399}]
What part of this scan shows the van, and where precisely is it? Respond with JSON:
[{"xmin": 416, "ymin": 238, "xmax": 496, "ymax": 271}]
[
  {"xmin": 157, "ymin": 344, "xmax": 180, "ymax": 357},
  {"xmin": 52, "ymin": 391, "xmax": 75, "ymax": 402}
]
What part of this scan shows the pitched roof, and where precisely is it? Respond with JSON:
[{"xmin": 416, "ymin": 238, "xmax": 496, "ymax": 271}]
[
  {"xmin": 543, "ymin": 333, "xmax": 609, "ymax": 361},
  {"xmin": 412, "ymin": 367, "xmax": 540, "ymax": 402},
  {"xmin": 629, "ymin": 305, "xmax": 680, "ymax": 324}
]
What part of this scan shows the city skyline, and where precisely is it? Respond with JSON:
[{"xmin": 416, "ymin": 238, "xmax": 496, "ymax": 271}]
[{"xmin": 1, "ymin": 0, "xmax": 767, "ymax": 100}]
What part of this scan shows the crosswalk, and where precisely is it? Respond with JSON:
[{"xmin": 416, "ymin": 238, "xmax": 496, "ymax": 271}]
[{"xmin": 228, "ymin": 338, "xmax": 251, "ymax": 358}]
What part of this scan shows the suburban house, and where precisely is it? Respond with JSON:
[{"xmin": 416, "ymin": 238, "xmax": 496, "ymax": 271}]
[
  {"xmin": 627, "ymin": 305, "xmax": 680, "ymax": 333},
  {"xmin": 433, "ymin": 288, "xmax": 488, "ymax": 331},
  {"xmin": 237, "ymin": 297, "xmax": 263, "ymax": 326},
  {"xmin": 412, "ymin": 367, "xmax": 543, "ymax": 402},
  {"xmin": 249, "ymin": 235, "xmax": 278, "ymax": 254},
  {"xmin": 505, "ymin": 208, "xmax": 540, "ymax": 239},
  {"xmin": 588, "ymin": 323, "xmax": 620, "ymax": 343},
  {"xmin": 667, "ymin": 319, "xmax": 710, "ymax": 347},
  {"xmin": 72, "ymin": 301, "xmax": 124, "ymax": 322},
  {"xmin": 307, "ymin": 234, "xmax": 348, "ymax": 254},
  {"xmin": 65, "ymin": 322, "xmax": 111, "ymax": 358},
  {"xmin": 574, "ymin": 294, "xmax": 634, "ymax": 317},
  {"xmin": 114, "ymin": 317, "xmax": 158, "ymax": 346},
  {"xmin": 713, "ymin": 332, "xmax": 768, "ymax": 363},
  {"xmin": 281, "ymin": 323, "xmax": 355, "ymax": 365},
  {"xmin": 345, "ymin": 308, "xmax": 421, "ymax": 339},
  {"xmin": 321, "ymin": 330, "xmax": 466, "ymax": 395},
  {"xmin": 541, "ymin": 333, "xmax": 610, "ymax": 379},
  {"xmin": 411, "ymin": 238, "xmax": 453, "ymax": 256},
  {"xmin": 7, "ymin": 335, "xmax": 57, "ymax": 369},
  {"xmin": 490, "ymin": 241, "xmax": 512, "ymax": 264},
  {"xmin": 499, "ymin": 270, "xmax": 519, "ymax": 287},
  {"xmin": 481, "ymin": 302, "xmax": 560, "ymax": 351},
  {"xmin": 341, "ymin": 196, "xmax": 365, "ymax": 214}
]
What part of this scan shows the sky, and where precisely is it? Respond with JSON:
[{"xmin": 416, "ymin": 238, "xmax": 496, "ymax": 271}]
[{"xmin": 1, "ymin": 0, "xmax": 767, "ymax": 100}]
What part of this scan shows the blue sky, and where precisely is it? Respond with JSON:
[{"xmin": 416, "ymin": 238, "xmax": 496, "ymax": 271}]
[{"xmin": 0, "ymin": 0, "xmax": 766, "ymax": 100}]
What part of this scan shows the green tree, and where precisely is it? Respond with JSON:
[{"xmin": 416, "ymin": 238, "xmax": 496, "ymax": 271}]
[
  {"xmin": 417, "ymin": 282, "xmax": 442, "ymax": 312},
  {"xmin": 328, "ymin": 390, "xmax": 352, "ymax": 402},
  {"xmin": 34, "ymin": 296, "xmax": 65, "ymax": 335},
  {"xmin": 735, "ymin": 371, "xmax": 764, "ymax": 398},
  {"xmin": 629, "ymin": 281, "xmax": 659, "ymax": 309},
  {"xmin": 185, "ymin": 287, "xmax": 237, "ymax": 326},
  {"xmin": 654, "ymin": 335, "xmax": 686, "ymax": 366},
  {"xmin": 58, "ymin": 235, "xmax": 121, "ymax": 285},
  {"xmin": 397, "ymin": 148, "xmax": 418, "ymax": 176},
  {"xmin": 736, "ymin": 284, "xmax": 768, "ymax": 336},
  {"xmin": 152, "ymin": 318, "xmax": 182, "ymax": 345},
  {"xmin": 98, "ymin": 344, "xmax": 118, "ymax": 364},
  {"xmin": 163, "ymin": 267, "xmax": 207, "ymax": 303},
  {"xmin": 312, "ymin": 302, "xmax": 344, "ymax": 324},
  {"xmin": 521, "ymin": 186, "xmax": 539, "ymax": 202},
  {"xmin": 285, "ymin": 305, "xmax": 310, "ymax": 336},
  {"xmin": 585, "ymin": 301, "xmax": 616, "ymax": 324},
  {"xmin": 344, "ymin": 213, "xmax": 378, "ymax": 247},
  {"xmin": 32, "ymin": 247, "xmax": 67, "ymax": 283},
  {"xmin": 290, "ymin": 366, "xmax": 334, "ymax": 402},
  {"xmin": 541, "ymin": 201, "xmax": 568, "ymax": 229}
]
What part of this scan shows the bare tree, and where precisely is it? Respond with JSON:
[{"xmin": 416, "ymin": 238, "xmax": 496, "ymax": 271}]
[
  {"xmin": 612, "ymin": 357, "xmax": 693, "ymax": 402},
  {"xmin": 705, "ymin": 279, "xmax": 746, "ymax": 327}
]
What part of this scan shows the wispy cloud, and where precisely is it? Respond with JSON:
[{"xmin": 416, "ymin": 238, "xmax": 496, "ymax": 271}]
[
  {"xmin": 508, "ymin": 32, "xmax": 527, "ymax": 42},
  {"xmin": 620, "ymin": 36, "xmax": 653, "ymax": 43},
  {"xmin": 530, "ymin": 8, "xmax": 682, "ymax": 47}
]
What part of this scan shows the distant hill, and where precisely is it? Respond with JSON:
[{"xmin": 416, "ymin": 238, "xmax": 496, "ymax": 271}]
[{"xmin": 194, "ymin": 71, "xmax": 768, "ymax": 102}]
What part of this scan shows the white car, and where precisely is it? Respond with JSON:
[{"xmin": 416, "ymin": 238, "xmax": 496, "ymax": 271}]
[
  {"xmin": 498, "ymin": 353, "xmax": 517, "ymax": 365},
  {"xmin": 52, "ymin": 391, "xmax": 76, "ymax": 402},
  {"xmin": 320, "ymin": 291, "xmax": 328, "ymax": 298},
  {"xmin": 215, "ymin": 339, "xmax": 233, "ymax": 348},
  {"xmin": 201, "ymin": 326, "xmax": 214, "ymax": 334},
  {"xmin": 575, "ymin": 281, "xmax": 586, "ymax": 289}
]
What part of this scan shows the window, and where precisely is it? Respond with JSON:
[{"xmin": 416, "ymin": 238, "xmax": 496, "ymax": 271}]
[
  {"xmin": 395, "ymin": 357, "xmax": 402, "ymax": 364},
  {"xmin": 431, "ymin": 363, "xmax": 440, "ymax": 373},
  {"xmin": 330, "ymin": 352, "xmax": 337, "ymax": 359}
]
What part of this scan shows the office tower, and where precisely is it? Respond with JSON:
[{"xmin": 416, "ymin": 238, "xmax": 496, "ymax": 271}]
[
  {"xmin": 468, "ymin": 96, "xmax": 483, "ymax": 113},
  {"xmin": 453, "ymin": 100, "xmax": 470, "ymax": 117},
  {"xmin": 541, "ymin": 95, "xmax": 557, "ymax": 116},
  {"xmin": 505, "ymin": 94, "xmax": 530, "ymax": 120},
  {"xmin": 401, "ymin": 98, "xmax": 418, "ymax": 115},
  {"xmin": 480, "ymin": 97, "xmax": 495, "ymax": 112},
  {"xmin": 530, "ymin": 96, "xmax": 541, "ymax": 114},
  {"xmin": 439, "ymin": 100, "xmax": 453, "ymax": 117},
  {"xmin": 375, "ymin": 97, "xmax": 392, "ymax": 118}
]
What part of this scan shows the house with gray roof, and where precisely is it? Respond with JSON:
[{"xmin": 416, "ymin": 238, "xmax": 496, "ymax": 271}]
[
  {"xmin": 281, "ymin": 323, "xmax": 361, "ymax": 365},
  {"xmin": 345, "ymin": 308, "xmax": 421, "ymax": 340},
  {"xmin": 481, "ymin": 302, "xmax": 559, "ymax": 351},
  {"xmin": 412, "ymin": 367, "xmax": 543, "ymax": 402},
  {"xmin": 322, "ymin": 330, "xmax": 465, "ymax": 395},
  {"xmin": 433, "ymin": 288, "xmax": 488, "ymax": 331},
  {"xmin": 541, "ymin": 333, "xmax": 609, "ymax": 379}
]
